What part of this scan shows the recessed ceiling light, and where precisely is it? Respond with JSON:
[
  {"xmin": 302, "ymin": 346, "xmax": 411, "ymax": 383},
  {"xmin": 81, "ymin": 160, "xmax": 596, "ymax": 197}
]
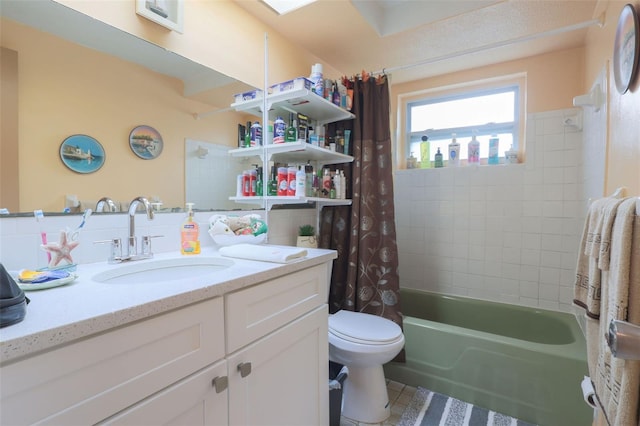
[{"xmin": 261, "ymin": 0, "xmax": 317, "ymax": 15}]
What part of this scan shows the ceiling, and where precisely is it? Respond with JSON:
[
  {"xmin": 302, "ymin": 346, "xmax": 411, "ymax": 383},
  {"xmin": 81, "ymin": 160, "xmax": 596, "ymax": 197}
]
[{"xmin": 234, "ymin": 0, "xmax": 602, "ymax": 84}]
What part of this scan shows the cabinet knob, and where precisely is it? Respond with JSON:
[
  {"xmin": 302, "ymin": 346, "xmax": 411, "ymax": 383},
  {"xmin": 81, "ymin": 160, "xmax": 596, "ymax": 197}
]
[
  {"xmin": 212, "ymin": 376, "xmax": 228, "ymax": 393},
  {"xmin": 237, "ymin": 362, "xmax": 252, "ymax": 378}
]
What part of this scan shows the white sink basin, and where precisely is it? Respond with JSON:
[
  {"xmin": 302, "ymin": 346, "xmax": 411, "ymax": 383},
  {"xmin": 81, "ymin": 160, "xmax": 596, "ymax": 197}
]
[{"xmin": 92, "ymin": 256, "xmax": 235, "ymax": 284}]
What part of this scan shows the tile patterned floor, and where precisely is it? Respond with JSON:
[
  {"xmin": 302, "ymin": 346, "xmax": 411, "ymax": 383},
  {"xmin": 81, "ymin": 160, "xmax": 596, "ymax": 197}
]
[{"xmin": 339, "ymin": 380, "xmax": 417, "ymax": 426}]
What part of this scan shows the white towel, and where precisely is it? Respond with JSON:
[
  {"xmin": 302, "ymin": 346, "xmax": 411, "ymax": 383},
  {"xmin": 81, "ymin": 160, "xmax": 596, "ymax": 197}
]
[
  {"xmin": 592, "ymin": 198, "xmax": 640, "ymax": 426},
  {"xmin": 219, "ymin": 244, "xmax": 308, "ymax": 263}
]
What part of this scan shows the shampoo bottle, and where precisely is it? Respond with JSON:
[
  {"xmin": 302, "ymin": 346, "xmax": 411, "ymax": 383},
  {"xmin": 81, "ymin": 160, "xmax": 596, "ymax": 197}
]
[
  {"xmin": 448, "ymin": 133, "xmax": 460, "ymax": 167},
  {"xmin": 488, "ymin": 135, "xmax": 500, "ymax": 165},
  {"xmin": 180, "ymin": 203, "xmax": 200, "ymax": 255},
  {"xmin": 468, "ymin": 134, "xmax": 480, "ymax": 165}
]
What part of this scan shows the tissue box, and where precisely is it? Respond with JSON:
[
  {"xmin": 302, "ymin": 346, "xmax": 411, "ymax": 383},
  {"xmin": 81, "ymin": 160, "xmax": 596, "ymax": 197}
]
[
  {"xmin": 233, "ymin": 89, "xmax": 263, "ymax": 103},
  {"xmin": 270, "ymin": 77, "xmax": 313, "ymax": 94}
]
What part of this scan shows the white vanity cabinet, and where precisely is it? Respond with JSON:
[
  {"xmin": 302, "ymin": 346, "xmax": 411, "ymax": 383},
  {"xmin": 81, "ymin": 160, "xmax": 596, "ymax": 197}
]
[
  {"xmin": 0, "ymin": 297, "xmax": 225, "ymax": 425},
  {"xmin": 0, "ymin": 260, "xmax": 331, "ymax": 426},
  {"xmin": 226, "ymin": 263, "xmax": 330, "ymax": 425}
]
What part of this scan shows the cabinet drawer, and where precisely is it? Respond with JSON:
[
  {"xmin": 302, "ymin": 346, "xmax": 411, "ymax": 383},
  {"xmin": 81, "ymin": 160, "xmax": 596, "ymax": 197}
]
[
  {"xmin": 0, "ymin": 297, "xmax": 224, "ymax": 425},
  {"xmin": 225, "ymin": 263, "xmax": 329, "ymax": 353}
]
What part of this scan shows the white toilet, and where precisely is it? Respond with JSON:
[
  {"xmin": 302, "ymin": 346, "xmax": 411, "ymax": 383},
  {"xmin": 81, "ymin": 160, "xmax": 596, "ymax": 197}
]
[{"xmin": 328, "ymin": 310, "xmax": 405, "ymax": 424}]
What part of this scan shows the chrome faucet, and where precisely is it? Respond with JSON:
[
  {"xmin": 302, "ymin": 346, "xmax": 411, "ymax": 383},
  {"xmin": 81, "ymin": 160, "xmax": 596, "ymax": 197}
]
[
  {"xmin": 94, "ymin": 196, "xmax": 162, "ymax": 263},
  {"xmin": 96, "ymin": 196, "xmax": 118, "ymax": 212},
  {"xmin": 127, "ymin": 196, "xmax": 154, "ymax": 258}
]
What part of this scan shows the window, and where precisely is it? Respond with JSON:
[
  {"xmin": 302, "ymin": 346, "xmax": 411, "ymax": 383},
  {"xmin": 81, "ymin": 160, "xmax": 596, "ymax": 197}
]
[{"xmin": 406, "ymin": 85, "xmax": 520, "ymax": 166}]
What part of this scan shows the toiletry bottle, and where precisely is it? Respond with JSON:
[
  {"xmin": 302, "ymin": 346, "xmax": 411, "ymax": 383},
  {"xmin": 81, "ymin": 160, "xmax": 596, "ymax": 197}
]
[
  {"xmin": 322, "ymin": 168, "xmax": 331, "ymax": 197},
  {"xmin": 488, "ymin": 135, "xmax": 499, "ymax": 165},
  {"xmin": 249, "ymin": 167, "xmax": 257, "ymax": 196},
  {"xmin": 277, "ymin": 166, "xmax": 288, "ymax": 196},
  {"xmin": 256, "ymin": 166, "xmax": 263, "ymax": 196},
  {"xmin": 295, "ymin": 165, "xmax": 306, "ymax": 197},
  {"xmin": 273, "ymin": 116, "xmax": 285, "ymax": 144},
  {"xmin": 420, "ymin": 136, "xmax": 431, "ymax": 168},
  {"xmin": 505, "ymin": 144, "xmax": 518, "ymax": 164},
  {"xmin": 468, "ymin": 134, "xmax": 480, "ymax": 165},
  {"xmin": 434, "ymin": 148, "xmax": 443, "ymax": 168},
  {"xmin": 180, "ymin": 203, "xmax": 200, "ymax": 255},
  {"xmin": 340, "ymin": 170, "xmax": 346, "ymax": 199},
  {"xmin": 242, "ymin": 170, "xmax": 250, "ymax": 196},
  {"xmin": 333, "ymin": 171, "xmax": 341, "ymax": 199},
  {"xmin": 244, "ymin": 121, "xmax": 252, "ymax": 148},
  {"xmin": 267, "ymin": 166, "xmax": 278, "ymax": 196},
  {"xmin": 305, "ymin": 161, "xmax": 314, "ymax": 197},
  {"xmin": 287, "ymin": 166, "xmax": 297, "ymax": 196},
  {"xmin": 448, "ymin": 133, "xmax": 460, "ymax": 167},
  {"xmin": 250, "ymin": 121, "xmax": 262, "ymax": 146},
  {"xmin": 309, "ymin": 63, "xmax": 323, "ymax": 96},
  {"xmin": 332, "ymin": 81, "xmax": 340, "ymax": 106},
  {"xmin": 285, "ymin": 113, "xmax": 298, "ymax": 142}
]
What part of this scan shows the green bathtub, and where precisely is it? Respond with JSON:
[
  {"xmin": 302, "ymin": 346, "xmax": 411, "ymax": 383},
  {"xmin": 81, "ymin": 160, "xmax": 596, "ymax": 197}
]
[{"xmin": 384, "ymin": 288, "xmax": 592, "ymax": 426}]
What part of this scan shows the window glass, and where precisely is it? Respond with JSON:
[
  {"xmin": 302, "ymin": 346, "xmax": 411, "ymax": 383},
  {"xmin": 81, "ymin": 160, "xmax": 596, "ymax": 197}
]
[{"xmin": 407, "ymin": 86, "xmax": 519, "ymax": 165}]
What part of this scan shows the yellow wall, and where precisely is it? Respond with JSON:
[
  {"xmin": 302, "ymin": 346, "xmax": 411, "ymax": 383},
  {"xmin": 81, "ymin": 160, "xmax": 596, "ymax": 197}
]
[
  {"xmin": 55, "ymin": 0, "xmax": 343, "ymax": 89},
  {"xmin": 2, "ymin": 19, "xmax": 242, "ymax": 211},
  {"xmin": 585, "ymin": 0, "xmax": 640, "ymax": 195}
]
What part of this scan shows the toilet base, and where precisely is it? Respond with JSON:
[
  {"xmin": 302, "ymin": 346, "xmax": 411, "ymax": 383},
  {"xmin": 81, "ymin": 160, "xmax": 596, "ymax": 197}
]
[{"xmin": 341, "ymin": 364, "xmax": 390, "ymax": 424}]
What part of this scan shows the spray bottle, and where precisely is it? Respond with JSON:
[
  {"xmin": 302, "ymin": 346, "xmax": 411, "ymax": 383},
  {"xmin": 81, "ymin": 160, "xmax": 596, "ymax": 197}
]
[{"xmin": 180, "ymin": 203, "xmax": 200, "ymax": 255}]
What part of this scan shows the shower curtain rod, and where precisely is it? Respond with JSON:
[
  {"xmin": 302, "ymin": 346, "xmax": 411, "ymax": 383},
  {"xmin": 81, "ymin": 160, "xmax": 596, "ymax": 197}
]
[{"xmin": 372, "ymin": 14, "xmax": 605, "ymax": 76}]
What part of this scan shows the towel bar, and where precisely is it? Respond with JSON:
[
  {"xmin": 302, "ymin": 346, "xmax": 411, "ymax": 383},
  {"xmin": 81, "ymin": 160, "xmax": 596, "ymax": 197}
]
[{"xmin": 607, "ymin": 320, "xmax": 640, "ymax": 360}]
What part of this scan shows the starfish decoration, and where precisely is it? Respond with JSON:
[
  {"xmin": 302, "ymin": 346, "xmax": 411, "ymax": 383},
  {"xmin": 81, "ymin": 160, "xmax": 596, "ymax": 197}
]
[{"xmin": 41, "ymin": 230, "xmax": 79, "ymax": 268}]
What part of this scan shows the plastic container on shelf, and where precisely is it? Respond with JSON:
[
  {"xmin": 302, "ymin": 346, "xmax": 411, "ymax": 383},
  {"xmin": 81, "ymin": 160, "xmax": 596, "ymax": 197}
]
[
  {"xmin": 270, "ymin": 77, "xmax": 313, "ymax": 94},
  {"xmin": 233, "ymin": 89, "xmax": 263, "ymax": 103}
]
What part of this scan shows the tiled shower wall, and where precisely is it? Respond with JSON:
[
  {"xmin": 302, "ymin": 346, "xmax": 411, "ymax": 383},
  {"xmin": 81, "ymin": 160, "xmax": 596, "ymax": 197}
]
[{"xmin": 394, "ymin": 107, "xmax": 600, "ymax": 313}]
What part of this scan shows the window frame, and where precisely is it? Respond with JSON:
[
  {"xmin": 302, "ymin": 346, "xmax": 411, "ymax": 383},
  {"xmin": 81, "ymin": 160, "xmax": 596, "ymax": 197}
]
[{"xmin": 397, "ymin": 74, "xmax": 526, "ymax": 167}]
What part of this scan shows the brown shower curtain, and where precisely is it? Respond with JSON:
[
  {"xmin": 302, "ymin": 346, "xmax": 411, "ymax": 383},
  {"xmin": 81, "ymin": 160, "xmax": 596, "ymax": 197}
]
[{"xmin": 319, "ymin": 75, "xmax": 403, "ymax": 344}]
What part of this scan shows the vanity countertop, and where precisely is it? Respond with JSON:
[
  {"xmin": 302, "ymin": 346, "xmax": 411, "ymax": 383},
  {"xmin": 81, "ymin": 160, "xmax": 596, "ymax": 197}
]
[{"xmin": 0, "ymin": 246, "xmax": 336, "ymax": 364}]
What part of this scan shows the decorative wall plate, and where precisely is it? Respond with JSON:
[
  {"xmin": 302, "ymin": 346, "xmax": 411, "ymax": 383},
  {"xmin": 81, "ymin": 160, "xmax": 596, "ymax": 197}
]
[
  {"xmin": 59, "ymin": 134, "xmax": 105, "ymax": 174},
  {"xmin": 129, "ymin": 125, "xmax": 164, "ymax": 159},
  {"xmin": 613, "ymin": 4, "xmax": 639, "ymax": 94}
]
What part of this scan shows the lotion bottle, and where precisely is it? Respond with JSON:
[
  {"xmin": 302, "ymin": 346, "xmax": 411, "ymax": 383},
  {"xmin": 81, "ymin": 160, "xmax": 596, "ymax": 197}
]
[
  {"xmin": 180, "ymin": 203, "xmax": 200, "ymax": 255},
  {"xmin": 448, "ymin": 133, "xmax": 460, "ymax": 167},
  {"xmin": 468, "ymin": 133, "xmax": 480, "ymax": 165}
]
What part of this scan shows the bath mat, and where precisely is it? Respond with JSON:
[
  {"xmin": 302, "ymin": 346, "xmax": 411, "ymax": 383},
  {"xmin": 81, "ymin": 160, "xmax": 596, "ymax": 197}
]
[{"xmin": 398, "ymin": 387, "xmax": 536, "ymax": 426}]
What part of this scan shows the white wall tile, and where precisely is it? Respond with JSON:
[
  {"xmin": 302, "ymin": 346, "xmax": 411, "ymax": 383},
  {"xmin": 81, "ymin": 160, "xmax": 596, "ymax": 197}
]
[{"xmin": 394, "ymin": 108, "xmax": 590, "ymax": 314}]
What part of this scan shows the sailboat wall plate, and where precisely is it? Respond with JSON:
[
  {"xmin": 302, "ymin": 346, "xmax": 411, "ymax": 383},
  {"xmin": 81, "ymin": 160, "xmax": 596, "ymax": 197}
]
[
  {"xmin": 59, "ymin": 134, "xmax": 106, "ymax": 174},
  {"xmin": 129, "ymin": 125, "xmax": 163, "ymax": 160}
]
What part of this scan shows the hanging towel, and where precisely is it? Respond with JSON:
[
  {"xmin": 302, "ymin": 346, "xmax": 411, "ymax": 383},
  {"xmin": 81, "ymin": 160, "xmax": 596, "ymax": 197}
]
[
  {"xmin": 219, "ymin": 244, "xmax": 308, "ymax": 263},
  {"xmin": 574, "ymin": 197, "xmax": 614, "ymax": 318},
  {"xmin": 591, "ymin": 198, "xmax": 640, "ymax": 426}
]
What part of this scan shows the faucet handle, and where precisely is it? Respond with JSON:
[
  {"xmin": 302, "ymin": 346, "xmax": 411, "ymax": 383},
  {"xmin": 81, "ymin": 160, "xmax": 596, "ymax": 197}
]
[
  {"xmin": 94, "ymin": 238, "xmax": 122, "ymax": 263},
  {"xmin": 141, "ymin": 235, "xmax": 163, "ymax": 257}
]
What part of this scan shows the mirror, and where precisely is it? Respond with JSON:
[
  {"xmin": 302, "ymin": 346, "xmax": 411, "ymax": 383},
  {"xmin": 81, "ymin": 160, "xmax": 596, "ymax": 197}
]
[{"xmin": 0, "ymin": 0, "xmax": 257, "ymax": 215}]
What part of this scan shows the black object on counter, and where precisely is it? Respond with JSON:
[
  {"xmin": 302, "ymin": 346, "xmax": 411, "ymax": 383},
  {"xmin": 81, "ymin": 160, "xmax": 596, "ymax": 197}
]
[{"xmin": 0, "ymin": 263, "xmax": 29, "ymax": 328}]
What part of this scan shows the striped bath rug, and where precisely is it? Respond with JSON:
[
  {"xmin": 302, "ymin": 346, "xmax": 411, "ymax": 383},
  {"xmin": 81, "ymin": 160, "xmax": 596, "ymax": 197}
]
[{"xmin": 398, "ymin": 387, "xmax": 536, "ymax": 426}]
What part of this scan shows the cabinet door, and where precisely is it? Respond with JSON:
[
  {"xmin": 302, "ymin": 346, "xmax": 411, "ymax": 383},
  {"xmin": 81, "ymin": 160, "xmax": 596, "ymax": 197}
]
[
  {"xmin": 228, "ymin": 305, "xmax": 328, "ymax": 426},
  {"xmin": 101, "ymin": 360, "xmax": 228, "ymax": 426},
  {"xmin": 0, "ymin": 298, "xmax": 224, "ymax": 425}
]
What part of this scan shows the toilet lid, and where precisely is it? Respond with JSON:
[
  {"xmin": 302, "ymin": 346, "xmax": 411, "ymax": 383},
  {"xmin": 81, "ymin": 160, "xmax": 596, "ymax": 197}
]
[{"xmin": 329, "ymin": 310, "xmax": 402, "ymax": 344}]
